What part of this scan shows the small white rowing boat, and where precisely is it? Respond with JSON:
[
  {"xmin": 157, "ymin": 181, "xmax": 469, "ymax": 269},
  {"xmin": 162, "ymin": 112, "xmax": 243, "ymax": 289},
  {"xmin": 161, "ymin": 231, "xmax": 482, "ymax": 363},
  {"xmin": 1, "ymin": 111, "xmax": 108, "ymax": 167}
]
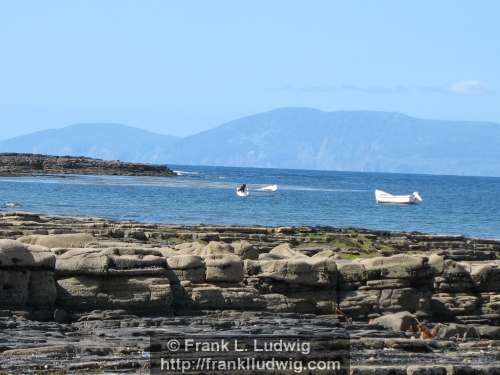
[
  {"xmin": 259, "ymin": 184, "xmax": 278, "ymax": 192},
  {"xmin": 236, "ymin": 185, "xmax": 249, "ymax": 197},
  {"xmin": 236, "ymin": 189, "xmax": 249, "ymax": 197},
  {"xmin": 375, "ymin": 189, "xmax": 422, "ymax": 204},
  {"xmin": 4, "ymin": 202, "xmax": 20, "ymax": 208}
]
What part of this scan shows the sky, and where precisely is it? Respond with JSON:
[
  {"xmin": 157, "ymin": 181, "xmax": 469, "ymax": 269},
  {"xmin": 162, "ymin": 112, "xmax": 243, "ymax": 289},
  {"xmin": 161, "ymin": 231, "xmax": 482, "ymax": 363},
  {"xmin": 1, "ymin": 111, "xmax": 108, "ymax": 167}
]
[{"xmin": 0, "ymin": 1, "xmax": 499, "ymax": 139}]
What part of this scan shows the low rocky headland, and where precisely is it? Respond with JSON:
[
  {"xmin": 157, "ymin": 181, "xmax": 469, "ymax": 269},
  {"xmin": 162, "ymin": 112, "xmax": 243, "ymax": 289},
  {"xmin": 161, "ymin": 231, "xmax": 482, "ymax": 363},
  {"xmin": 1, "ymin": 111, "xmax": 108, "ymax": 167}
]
[
  {"xmin": 0, "ymin": 153, "xmax": 175, "ymax": 176},
  {"xmin": 0, "ymin": 211, "xmax": 499, "ymax": 373}
]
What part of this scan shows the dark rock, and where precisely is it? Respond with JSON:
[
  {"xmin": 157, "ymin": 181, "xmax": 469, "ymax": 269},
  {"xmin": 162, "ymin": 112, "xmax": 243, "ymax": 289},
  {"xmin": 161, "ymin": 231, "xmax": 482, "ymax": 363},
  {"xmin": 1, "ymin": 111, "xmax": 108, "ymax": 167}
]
[
  {"xmin": 53, "ymin": 308, "xmax": 69, "ymax": 323},
  {"xmin": 0, "ymin": 153, "xmax": 175, "ymax": 177},
  {"xmin": 371, "ymin": 311, "xmax": 419, "ymax": 332},
  {"xmin": 433, "ymin": 323, "xmax": 480, "ymax": 339}
]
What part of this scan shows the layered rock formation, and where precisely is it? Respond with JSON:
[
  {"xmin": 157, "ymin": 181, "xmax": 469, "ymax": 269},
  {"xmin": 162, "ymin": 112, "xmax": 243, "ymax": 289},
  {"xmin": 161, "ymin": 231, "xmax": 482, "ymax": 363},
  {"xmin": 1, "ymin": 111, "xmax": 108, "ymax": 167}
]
[
  {"xmin": 0, "ymin": 239, "xmax": 56, "ymax": 314},
  {"xmin": 55, "ymin": 247, "xmax": 172, "ymax": 313},
  {"xmin": 0, "ymin": 212, "xmax": 499, "ymax": 373},
  {"xmin": 0, "ymin": 153, "xmax": 175, "ymax": 176}
]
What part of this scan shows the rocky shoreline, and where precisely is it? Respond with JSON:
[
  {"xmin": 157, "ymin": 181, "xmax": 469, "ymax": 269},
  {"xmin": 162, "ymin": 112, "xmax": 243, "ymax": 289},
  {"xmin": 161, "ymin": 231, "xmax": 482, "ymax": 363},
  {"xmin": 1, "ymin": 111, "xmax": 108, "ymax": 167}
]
[
  {"xmin": 0, "ymin": 153, "xmax": 175, "ymax": 176},
  {"xmin": 0, "ymin": 211, "xmax": 499, "ymax": 373}
]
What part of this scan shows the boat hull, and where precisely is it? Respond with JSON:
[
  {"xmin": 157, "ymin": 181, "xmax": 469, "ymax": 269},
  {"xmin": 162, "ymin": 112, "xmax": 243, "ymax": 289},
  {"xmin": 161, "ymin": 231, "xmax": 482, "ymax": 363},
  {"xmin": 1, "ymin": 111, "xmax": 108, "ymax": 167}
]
[
  {"xmin": 236, "ymin": 189, "xmax": 249, "ymax": 197},
  {"xmin": 375, "ymin": 189, "xmax": 422, "ymax": 204}
]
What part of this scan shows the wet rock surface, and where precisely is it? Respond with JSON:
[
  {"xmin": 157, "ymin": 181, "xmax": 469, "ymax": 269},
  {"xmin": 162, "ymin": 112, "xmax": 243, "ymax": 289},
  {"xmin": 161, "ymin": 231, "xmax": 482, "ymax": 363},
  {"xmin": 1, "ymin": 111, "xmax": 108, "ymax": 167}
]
[
  {"xmin": 0, "ymin": 311, "xmax": 498, "ymax": 374},
  {"xmin": 0, "ymin": 211, "xmax": 498, "ymax": 373}
]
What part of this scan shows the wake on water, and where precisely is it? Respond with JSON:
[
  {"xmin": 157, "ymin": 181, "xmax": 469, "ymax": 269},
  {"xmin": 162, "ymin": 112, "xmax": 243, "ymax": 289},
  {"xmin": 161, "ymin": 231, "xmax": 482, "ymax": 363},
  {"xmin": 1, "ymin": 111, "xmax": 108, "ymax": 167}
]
[
  {"xmin": 173, "ymin": 170, "xmax": 199, "ymax": 176},
  {"xmin": 0, "ymin": 174, "xmax": 367, "ymax": 194}
]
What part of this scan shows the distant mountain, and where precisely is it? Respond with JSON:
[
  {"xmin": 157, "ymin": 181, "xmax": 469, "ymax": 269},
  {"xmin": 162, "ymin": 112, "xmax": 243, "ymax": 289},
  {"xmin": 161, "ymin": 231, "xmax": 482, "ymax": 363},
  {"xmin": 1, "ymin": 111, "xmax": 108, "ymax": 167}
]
[
  {"xmin": 0, "ymin": 123, "xmax": 178, "ymax": 163},
  {"xmin": 166, "ymin": 108, "xmax": 500, "ymax": 176},
  {"xmin": 2, "ymin": 109, "xmax": 500, "ymax": 176}
]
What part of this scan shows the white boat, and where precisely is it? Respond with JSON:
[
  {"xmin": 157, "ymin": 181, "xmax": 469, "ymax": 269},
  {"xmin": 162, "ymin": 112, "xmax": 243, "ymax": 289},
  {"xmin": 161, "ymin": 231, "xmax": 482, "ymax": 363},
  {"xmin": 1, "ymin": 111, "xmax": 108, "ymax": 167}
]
[
  {"xmin": 236, "ymin": 189, "xmax": 249, "ymax": 197},
  {"xmin": 375, "ymin": 189, "xmax": 422, "ymax": 204},
  {"xmin": 236, "ymin": 185, "xmax": 249, "ymax": 197},
  {"xmin": 259, "ymin": 184, "xmax": 278, "ymax": 192},
  {"xmin": 4, "ymin": 202, "xmax": 20, "ymax": 208}
]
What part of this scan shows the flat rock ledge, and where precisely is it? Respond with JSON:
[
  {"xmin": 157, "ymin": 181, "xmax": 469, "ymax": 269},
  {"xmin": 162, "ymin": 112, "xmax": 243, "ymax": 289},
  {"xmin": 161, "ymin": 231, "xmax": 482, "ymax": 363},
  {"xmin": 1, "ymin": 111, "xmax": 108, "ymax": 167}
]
[
  {"xmin": 0, "ymin": 211, "xmax": 499, "ymax": 373},
  {"xmin": 0, "ymin": 153, "xmax": 175, "ymax": 176}
]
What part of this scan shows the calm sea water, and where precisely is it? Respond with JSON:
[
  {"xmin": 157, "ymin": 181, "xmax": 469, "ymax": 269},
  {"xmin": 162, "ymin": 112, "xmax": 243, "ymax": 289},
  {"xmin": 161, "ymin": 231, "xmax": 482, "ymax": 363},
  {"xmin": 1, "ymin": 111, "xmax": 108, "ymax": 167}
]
[{"xmin": 0, "ymin": 165, "xmax": 499, "ymax": 238}]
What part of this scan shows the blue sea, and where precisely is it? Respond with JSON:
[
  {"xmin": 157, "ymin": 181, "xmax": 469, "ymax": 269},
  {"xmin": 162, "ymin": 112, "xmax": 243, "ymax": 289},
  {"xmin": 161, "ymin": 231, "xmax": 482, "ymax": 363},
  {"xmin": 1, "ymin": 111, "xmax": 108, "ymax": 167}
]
[{"xmin": 0, "ymin": 165, "xmax": 499, "ymax": 239}]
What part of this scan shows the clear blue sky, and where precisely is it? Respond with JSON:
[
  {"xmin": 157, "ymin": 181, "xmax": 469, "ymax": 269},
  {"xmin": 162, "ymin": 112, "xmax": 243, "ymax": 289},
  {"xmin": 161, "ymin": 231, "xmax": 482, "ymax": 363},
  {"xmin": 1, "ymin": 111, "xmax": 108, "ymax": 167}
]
[{"xmin": 0, "ymin": 1, "xmax": 498, "ymax": 139}]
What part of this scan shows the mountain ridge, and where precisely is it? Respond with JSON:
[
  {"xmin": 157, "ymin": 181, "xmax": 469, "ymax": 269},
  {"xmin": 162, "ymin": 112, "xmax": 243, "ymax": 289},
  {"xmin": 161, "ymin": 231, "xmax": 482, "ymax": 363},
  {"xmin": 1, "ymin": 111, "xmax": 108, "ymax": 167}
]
[
  {"xmin": 0, "ymin": 122, "xmax": 179, "ymax": 163},
  {"xmin": 1, "ymin": 108, "xmax": 500, "ymax": 177}
]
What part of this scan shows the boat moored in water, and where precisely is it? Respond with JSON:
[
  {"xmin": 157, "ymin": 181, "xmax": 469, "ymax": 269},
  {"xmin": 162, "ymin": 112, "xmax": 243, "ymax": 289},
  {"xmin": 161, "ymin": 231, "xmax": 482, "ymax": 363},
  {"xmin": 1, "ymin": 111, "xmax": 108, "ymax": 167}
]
[
  {"xmin": 236, "ymin": 184, "xmax": 249, "ymax": 197},
  {"xmin": 375, "ymin": 189, "xmax": 422, "ymax": 204}
]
